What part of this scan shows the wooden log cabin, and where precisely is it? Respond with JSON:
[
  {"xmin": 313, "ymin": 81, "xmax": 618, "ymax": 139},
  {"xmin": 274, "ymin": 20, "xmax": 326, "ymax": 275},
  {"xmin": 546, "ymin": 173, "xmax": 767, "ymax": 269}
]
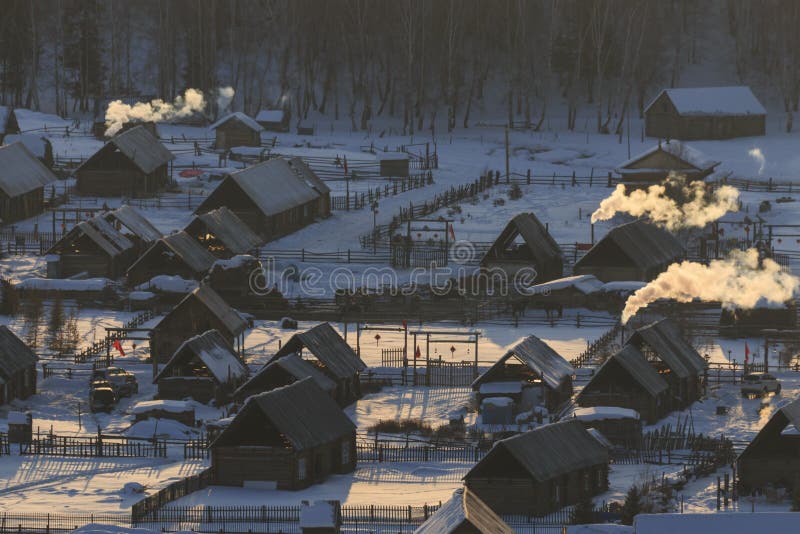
[
  {"xmin": 414, "ymin": 487, "xmax": 514, "ymax": 534},
  {"xmin": 233, "ymin": 353, "xmax": 337, "ymax": 403},
  {"xmin": 738, "ymin": 399, "xmax": 800, "ymax": 494},
  {"xmin": 644, "ymin": 86, "xmax": 765, "ymax": 140},
  {"xmin": 154, "ymin": 329, "xmax": 248, "ymax": 404},
  {"xmin": 210, "ymin": 377, "xmax": 357, "ymax": 489},
  {"xmin": 0, "ymin": 142, "xmax": 56, "ymax": 224},
  {"xmin": 210, "ymin": 112, "xmax": 263, "ymax": 149},
  {"xmin": 255, "ymin": 109, "xmax": 290, "ymax": 132},
  {"xmin": 480, "ymin": 213, "xmax": 563, "ymax": 284},
  {"xmin": 149, "ymin": 285, "xmax": 249, "ymax": 363},
  {"xmin": 573, "ymin": 220, "xmax": 685, "ymax": 282},
  {"xmin": 75, "ymin": 125, "xmax": 174, "ymax": 197},
  {"xmin": 126, "ymin": 231, "xmax": 217, "ymax": 286},
  {"xmin": 616, "ymin": 140, "xmax": 720, "ymax": 185},
  {"xmin": 464, "ymin": 419, "xmax": 609, "ymax": 516},
  {"xmin": 194, "ymin": 158, "xmax": 329, "ymax": 242},
  {"xmin": 184, "ymin": 206, "xmax": 263, "ymax": 258},
  {"xmin": 0, "ymin": 326, "xmax": 38, "ymax": 404}
]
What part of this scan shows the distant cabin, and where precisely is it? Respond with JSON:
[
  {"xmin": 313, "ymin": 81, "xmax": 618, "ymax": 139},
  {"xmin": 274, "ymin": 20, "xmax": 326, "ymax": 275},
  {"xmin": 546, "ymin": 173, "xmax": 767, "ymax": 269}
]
[
  {"xmin": 644, "ymin": 86, "xmax": 766, "ymax": 140},
  {"xmin": 464, "ymin": 420, "xmax": 609, "ymax": 516},
  {"xmin": 414, "ymin": 487, "xmax": 514, "ymax": 534},
  {"xmin": 210, "ymin": 112, "xmax": 263, "ymax": 149},
  {"xmin": 738, "ymin": 398, "xmax": 800, "ymax": 494},
  {"xmin": 573, "ymin": 220, "xmax": 685, "ymax": 282},
  {"xmin": 184, "ymin": 206, "xmax": 263, "ymax": 258},
  {"xmin": 480, "ymin": 213, "xmax": 563, "ymax": 283},
  {"xmin": 255, "ymin": 109, "xmax": 290, "ymax": 132},
  {"xmin": 0, "ymin": 326, "xmax": 38, "ymax": 404},
  {"xmin": 194, "ymin": 157, "xmax": 330, "ymax": 242},
  {"xmin": 149, "ymin": 285, "xmax": 248, "ymax": 363},
  {"xmin": 154, "ymin": 329, "xmax": 248, "ymax": 404},
  {"xmin": 0, "ymin": 142, "xmax": 57, "ymax": 224},
  {"xmin": 2, "ymin": 134, "xmax": 54, "ymax": 168},
  {"xmin": 126, "ymin": 231, "xmax": 217, "ymax": 286},
  {"xmin": 76, "ymin": 125, "xmax": 174, "ymax": 197},
  {"xmin": 233, "ymin": 352, "xmax": 337, "ymax": 404},
  {"xmin": 616, "ymin": 140, "xmax": 720, "ymax": 185},
  {"xmin": 210, "ymin": 378, "xmax": 357, "ymax": 489}
]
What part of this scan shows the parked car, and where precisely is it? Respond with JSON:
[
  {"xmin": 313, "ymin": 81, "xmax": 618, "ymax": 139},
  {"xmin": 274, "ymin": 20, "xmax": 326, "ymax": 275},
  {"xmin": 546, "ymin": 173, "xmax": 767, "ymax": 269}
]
[
  {"xmin": 89, "ymin": 379, "xmax": 117, "ymax": 413},
  {"xmin": 91, "ymin": 367, "xmax": 138, "ymax": 397},
  {"xmin": 741, "ymin": 372, "xmax": 781, "ymax": 396}
]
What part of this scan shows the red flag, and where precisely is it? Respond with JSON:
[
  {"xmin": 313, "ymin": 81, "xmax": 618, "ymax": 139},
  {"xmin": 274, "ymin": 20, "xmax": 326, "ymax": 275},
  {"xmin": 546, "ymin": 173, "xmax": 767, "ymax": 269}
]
[
  {"xmin": 402, "ymin": 320, "xmax": 408, "ymax": 330},
  {"xmin": 744, "ymin": 342, "xmax": 750, "ymax": 364},
  {"xmin": 414, "ymin": 346, "xmax": 421, "ymax": 359},
  {"xmin": 113, "ymin": 339, "xmax": 125, "ymax": 357},
  {"xmin": 449, "ymin": 224, "xmax": 456, "ymax": 241}
]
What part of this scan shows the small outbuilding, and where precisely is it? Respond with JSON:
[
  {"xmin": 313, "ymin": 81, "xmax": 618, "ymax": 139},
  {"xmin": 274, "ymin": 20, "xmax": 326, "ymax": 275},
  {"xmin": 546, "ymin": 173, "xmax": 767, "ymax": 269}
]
[
  {"xmin": 481, "ymin": 213, "xmax": 563, "ymax": 283},
  {"xmin": 0, "ymin": 142, "xmax": 56, "ymax": 224},
  {"xmin": 75, "ymin": 125, "xmax": 174, "ymax": 197},
  {"xmin": 255, "ymin": 109, "xmax": 290, "ymax": 132},
  {"xmin": 738, "ymin": 399, "xmax": 800, "ymax": 493},
  {"xmin": 572, "ymin": 406, "xmax": 642, "ymax": 448},
  {"xmin": 644, "ymin": 86, "xmax": 766, "ymax": 140},
  {"xmin": 616, "ymin": 140, "xmax": 720, "ymax": 185},
  {"xmin": 210, "ymin": 377, "xmax": 357, "ymax": 489},
  {"xmin": 2, "ymin": 134, "xmax": 54, "ymax": 168},
  {"xmin": 210, "ymin": 112, "xmax": 263, "ymax": 149},
  {"xmin": 126, "ymin": 231, "xmax": 217, "ymax": 286},
  {"xmin": 149, "ymin": 285, "xmax": 248, "ymax": 363},
  {"xmin": 0, "ymin": 326, "xmax": 38, "ymax": 404},
  {"xmin": 154, "ymin": 329, "xmax": 248, "ymax": 404},
  {"xmin": 184, "ymin": 206, "xmax": 263, "ymax": 258},
  {"xmin": 414, "ymin": 487, "xmax": 515, "ymax": 534},
  {"xmin": 234, "ymin": 352, "xmax": 337, "ymax": 403},
  {"xmin": 131, "ymin": 400, "xmax": 195, "ymax": 426},
  {"xmin": 464, "ymin": 419, "xmax": 609, "ymax": 516},
  {"xmin": 573, "ymin": 220, "xmax": 685, "ymax": 282}
]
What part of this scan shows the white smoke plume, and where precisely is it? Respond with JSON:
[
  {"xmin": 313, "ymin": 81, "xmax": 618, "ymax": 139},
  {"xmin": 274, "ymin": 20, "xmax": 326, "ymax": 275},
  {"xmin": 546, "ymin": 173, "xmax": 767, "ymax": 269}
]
[
  {"xmin": 217, "ymin": 86, "xmax": 235, "ymax": 113},
  {"xmin": 621, "ymin": 249, "xmax": 800, "ymax": 323},
  {"xmin": 591, "ymin": 173, "xmax": 739, "ymax": 231},
  {"xmin": 748, "ymin": 148, "xmax": 765, "ymax": 175}
]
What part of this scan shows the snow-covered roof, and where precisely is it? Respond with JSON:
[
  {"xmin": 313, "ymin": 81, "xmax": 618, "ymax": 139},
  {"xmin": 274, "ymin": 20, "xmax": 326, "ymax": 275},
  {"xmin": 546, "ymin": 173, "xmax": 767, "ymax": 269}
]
[
  {"xmin": 479, "ymin": 381, "xmax": 523, "ymax": 395},
  {"xmin": 7, "ymin": 411, "xmax": 29, "ymax": 425},
  {"xmin": 210, "ymin": 112, "xmax": 263, "ymax": 133},
  {"xmin": 135, "ymin": 275, "xmax": 198, "ymax": 294},
  {"xmin": 634, "ymin": 513, "xmax": 798, "ymax": 533},
  {"xmin": 414, "ymin": 488, "xmax": 514, "ymax": 534},
  {"xmin": 646, "ymin": 86, "xmax": 766, "ymax": 116},
  {"xmin": 16, "ymin": 277, "xmax": 113, "ymax": 291},
  {"xmin": 0, "ymin": 142, "xmax": 56, "ymax": 197},
  {"xmin": 600, "ymin": 281, "xmax": 647, "ymax": 293},
  {"xmin": 2, "ymin": 134, "xmax": 49, "ymax": 158},
  {"xmin": 155, "ymin": 329, "xmax": 247, "ymax": 385},
  {"xmin": 528, "ymin": 275, "xmax": 604, "ymax": 295},
  {"xmin": 573, "ymin": 406, "xmax": 640, "ymax": 421},
  {"xmin": 299, "ymin": 501, "xmax": 336, "ymax": 528},
  {"xmin": 586, "ymin": 427, "xmax": 613, "ymax": 449},
  {"xmin": 617, "ymin": 140, "xmax": 720, "ymax": 172},
  {"xmin": 482, "ymin": 397, "xmax": 514, "ymax": 407},
  {"xmin": 131, "ymin": 400, "xmax": 193, "ymax": 415},
  {"xmin": 192, "ymin": 207, "xmax": 262, "ymax": 254},
  {"xmin": 78, "ymin": 125, "xmax": 174, "ymax": 175},
  {"xmin": 107, "ymin": 205, "xmax": 162, "ymax": 242},
  {"xmin": 255, "ymin": 109, "xmax": 285, "ymax": 123},
  {"xmin": 474, "ymin": 335, "xmax": 574, "ymax": 391},
  {"xmin": 11, "ymin": 108, "xmax": 72, "ymax": 131}
]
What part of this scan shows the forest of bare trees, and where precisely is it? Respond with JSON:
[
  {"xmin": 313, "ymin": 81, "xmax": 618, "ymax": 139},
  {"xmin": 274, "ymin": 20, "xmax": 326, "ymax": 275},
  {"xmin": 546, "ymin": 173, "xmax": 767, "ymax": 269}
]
[{"xmin": 0, "ymin": 0, "xmax": 790, "ymax": 133}]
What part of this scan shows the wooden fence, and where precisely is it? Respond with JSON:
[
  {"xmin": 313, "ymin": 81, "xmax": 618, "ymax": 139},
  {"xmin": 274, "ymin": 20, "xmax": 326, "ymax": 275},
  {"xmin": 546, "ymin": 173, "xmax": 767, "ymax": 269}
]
[
  {"xmin": 355, "ymin": 441, "xmax": 483, "ymax": 463},
  {"xmin": 569, "ymin": 323, "xmax": 623, "ymax": 368},
  {"xmin": 19, "ymin": 433, "xmax": 167, "ymax": 458},
  {"xmin": 381, "ymin": 347, "xmax": 405, "ymax": 367},
  {"xmin": 330, "ymin": 172, "xmax": 433, "ymax": 211},
  {"xmin": 131, "ymin": 468, "xmax": 214, "ymax": 522}
]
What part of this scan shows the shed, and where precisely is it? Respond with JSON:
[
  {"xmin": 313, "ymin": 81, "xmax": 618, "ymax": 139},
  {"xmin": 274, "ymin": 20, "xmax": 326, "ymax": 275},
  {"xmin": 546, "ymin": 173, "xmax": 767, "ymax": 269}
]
[
  {"xmin": 211, "ymin": 112, "xmax": 263, "ymax": 149},
  {"xmin": 126, "ymin": 231, "xmax": 217, "ymax": 286},
  {"xmin": 154, "ymin": 329, "xmax": 248, "ymax": 404},
  {"xmin": 265, "ymin": 323, "xmax": 366, "ymax": 406},
  {"xmin": 255, "ymin": 109, "xmax": 290, "ymax": 132},
  {"xmin": 149, "ymin": 285, "xmax": 248, "ymax": 363},
  {"xmin": 644, "ymin": 86, "xmax": 766, "ymax": 140},
  {"xmin": 2, "ymin": 134, "xmax": 54, "ymax": 168},
  {"xmin": 572, "ymin": 406, "xmax": 642, "ymax": 448},
  {"xmin": 464, "ymin": 419, "xmax": 609, "ymax": 516},
  {"xmin": 210, "ymin": 377, "xmax": 357, "ymax": 489},
  {"xmin": 379, "ymin": 153, "xmax": 410, "ymax": 178},
  {"xmin": 76, "ymin": 125, "xmax": 173, "ymax": 197},
  {"xmin": 0, "ymin": 326, "xmax": 38, "ymax": 404},
  {"xmin": 184, "ymin": 206, "xmax": 263, "ymax": 258},
  {"xmin": 472, "ymin": 335, "xmax": 574, "ymax": 413},
  {"xmin": 573, "ymin": 220, "xmax": 685, "ymax": 282},
  {"xmin": 576, "ymin": 345, "xmax": 670, "ymax": 424},
  {"xmin": 0, "ymin": 142, "xmax": 56, "ymax": 224},
  {"xmin": 738, "ymin": 399, "xmax": 800, "ymax": 493},
  {"xmin": 234, "ymin": 353, "xmax": 337, "ymax": 403},
  {"xmin": 616, "ymin": 140, "xmax": 720, "ymax": 184},
  {"xmin": 414, "ymin": 487, "xmax": 514, "ymax": 534},
  {"xmin": 481, "ymin": 213, "xmax": 563, "ymax": 283},
  {"xmin": 194, "ymin": 158, "xmax": 327, "ymax": 242}
]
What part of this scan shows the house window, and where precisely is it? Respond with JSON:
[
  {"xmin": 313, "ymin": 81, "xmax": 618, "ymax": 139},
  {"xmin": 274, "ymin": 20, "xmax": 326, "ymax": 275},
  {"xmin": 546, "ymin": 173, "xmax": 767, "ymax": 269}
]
[
  {"xmin": 341, "ymin": 441, "xmax": 351, "ymax": 465},
  {"xmin": 297, "ymin": 458, "xmax": 307, "ymax": 481}
]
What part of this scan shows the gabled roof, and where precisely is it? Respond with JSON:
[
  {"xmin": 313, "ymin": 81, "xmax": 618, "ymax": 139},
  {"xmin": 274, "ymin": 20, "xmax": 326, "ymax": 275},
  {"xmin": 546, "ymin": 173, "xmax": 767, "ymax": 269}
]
[
  {"xmin": 482, "ymin": 212, "xmax": 562, "ymax": 266},
  {"xmin": 466, "ymin": 420, "xmax": 607, "ymax": 482},
  {"xmin": 234, "ymin": 352, "xmax": 337, "ymax": 400},
  {"xmin": 575, "ymin": 220, "xmax": 685, "ymax": 272},
  {"xmin": 212, "ymin": 377, "xmax": 356, "ymax": 451},
  {"xmin": 645, "ymin": 86, "xmax": 766, "ymax": 116},
  {"xmin": 473, "ymin": 334, "xmax": 574, "ymax": 390},
  {"xmin": 582, "ymin": 345, "xmax": 669, "ymax": 398},
  {"xmin": 210, "ymin": 112, "xmax": 264, "ymax": 133},
  {"xmin": 269, "ymin": 322, "xmax": 366, "ymax": 380},
  {"xmin": 159, "ymin": 231, "xmax": 217, "ymax": 274},
  {"xmin": 255, "ymin": 109, "xmax": 285, "ymax": 123},
  {"xmin": 0, "ymin": 142, "xmax": 56, "ymax": 197},
  {"xmin": 47, "ymin": 213, "xmax": 135, "ymax": 258},
  {"xmin": 0, "ymin": 326, "xmax": 37, "ymax": 380},
  {"xmin": 527, "ymin": 275, "xmax": 604, "ymax": 296},
  {"xmin": 2, "ymin": 134, "xmax": 50, "ymax": 159},
  {"xmin": 193, "ymin": 207, "xmax": 263, "ymax": 254},
  {"xmin": 154, "ymin": 329, "xmax": 247, "ymax": 384},
  {"xmin": 289, "ymin": 157, "xmax": 331, "ymax": 195},
  {"xmin": 79, "ymin": 125, "xmax": 174, "ymax": 175},
  {"xmin": 414, "ymin": 488, "xmax": 514, "ymax": 534},
  {"xmin": 106, "ymin": 205, "xmax": 162, "ymax": 242},
  {"xmin": 617, "ymin": 141, "xmax": 720, "ymax": 174},
  {"xmin": 740, "ymin": 399, "xmax": 800, "ymax": 460},
  {"xmin": 629, "ymin": 319, "xmax": 706, "ymax": 378},
  {"xmin": 156, "ymin": 285, "xmax": 248, "ymax": 336}
]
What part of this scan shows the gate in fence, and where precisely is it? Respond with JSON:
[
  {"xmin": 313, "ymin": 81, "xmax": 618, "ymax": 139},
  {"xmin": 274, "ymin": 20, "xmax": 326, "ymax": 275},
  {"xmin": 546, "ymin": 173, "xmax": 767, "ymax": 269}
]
[
  {"xmin": 381, "ymin": 347, "xmax": 406, "ymax": 367},
  {"xmin": 425, "ymin": 360, "xmax": 477, "ymax": 387}
]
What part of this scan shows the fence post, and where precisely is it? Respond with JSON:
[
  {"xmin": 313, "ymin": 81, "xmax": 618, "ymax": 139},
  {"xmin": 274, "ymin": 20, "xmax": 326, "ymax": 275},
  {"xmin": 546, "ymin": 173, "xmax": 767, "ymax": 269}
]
[{"xmin": 527, "ymin": 168, "xmax": 531, "ymax": 185}]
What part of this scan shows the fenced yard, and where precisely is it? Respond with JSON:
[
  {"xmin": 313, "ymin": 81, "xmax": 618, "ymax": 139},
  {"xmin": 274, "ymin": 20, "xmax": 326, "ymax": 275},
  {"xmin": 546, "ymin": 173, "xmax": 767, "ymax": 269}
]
[{"xmin": 13, "ymin": 432, "xmax": 167, "ymax": 458}]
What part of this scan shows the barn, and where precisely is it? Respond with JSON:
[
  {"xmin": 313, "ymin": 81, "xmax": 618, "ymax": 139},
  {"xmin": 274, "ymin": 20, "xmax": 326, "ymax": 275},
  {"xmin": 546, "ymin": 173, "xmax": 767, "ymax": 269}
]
[
  {"xmin": 255, "ymin": 109, "xmax": 290, "ymax": 132},
  {"xmin": 233, "ymin": 353, "xmax": 337, "ymax": 403},
  {"xmin": 414, "ymin": 487, "xmax": 514, "ymax": 534},
  {"xmin": 472, "ymin": 335, "xmax": 574, "ymax": 414},
  {"xmin": 0, "ymin": 142, "xmax": 56, "ymax": 224},
  {"xmin": 210, "ymin": 112, "xmax": 263, "ymax": 149},
  {"xmin": 126, "ymin": 231, "xmax": 217, "ymax": 286},
  {"xmin": 184, "ymin": 206, "xmax": 263, "ymax": 258},
  {"xmin": 265, "ymin": 323, "xmax": 366, "ymax": 406},
  {"xmin": 2, "ymin": 134, "xmax": 54, "ymax": 168},
  {"xmin": 210, "ymin": 377, "xmax": 357, "ymax": 489},
  {"xmin": 480, "ymin": 213, "xmax": 563, "ymax": 283},
  {"xmin": 194, "ymin": 158, "xmax": 328, "ymax": 242},
  {"xmin": 573, "ymin": 220, "xmax": 685, "ymax": 282},
  {"xmin": 75, "ymin": 125, "xmax": 174, "ymax": 197},
  {"xmin": 149, "ymin": 285, "xmax": 248, "ymax": 363},
  {"xmin": 644, "ymin": 86, "xmax": 766, "ymax": 140},
  {"xmin": 576, "ymin": 345, "xmax": 670, "ymax": 425},
  {"xmin": 0, "ymin": 326, "xmax": 37, "ymax": 405},
  {"xmin": 464, "ymin": 419, "xmax": 609, "ymax": 516},
  {"xmin": 616, "ymin": 140, "xmax": 720, "ymax": 185},
  {"xmin": 738, "ymin": 398, "xmax": 800, "ymax": 494},
  {"xmin": 154, "ymin": 329, "xmax": 248, "ymax": 404}
]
